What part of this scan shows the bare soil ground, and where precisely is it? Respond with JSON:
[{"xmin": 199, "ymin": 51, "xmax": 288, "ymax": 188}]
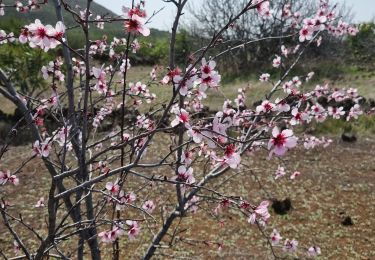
[{"xmin": 0, "ymin": 135, "xmax": 374, "ymax": 259}]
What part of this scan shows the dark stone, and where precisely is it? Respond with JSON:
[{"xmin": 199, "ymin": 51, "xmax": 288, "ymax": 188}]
[
  {"xmin": 272, "ymin": 198, "xmax": 292, "ymax": 215},
  {"xmin": 341, "ymin": 133, "xmax": 357, "ymax": 143},
  {"xmin": 341, "ymin": 216, "xmax": 354, "ymax": 226}
]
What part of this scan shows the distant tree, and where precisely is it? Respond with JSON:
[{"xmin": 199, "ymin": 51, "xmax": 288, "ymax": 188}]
[
  {"xmin": 0, "ymin": 40, "xmax": 51, "ymax": 97},
  {"xmin": 349, "ymin": 22, "xmax": 375, "ymax": 68},
  {"xmin": 187, "ymin": 0, "xmax": 354, "ymax": 76}
]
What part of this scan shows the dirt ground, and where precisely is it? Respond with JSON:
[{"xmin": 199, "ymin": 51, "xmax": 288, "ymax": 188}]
[{"xmin": 0, "ymin": 134, "xmax": 374, "ymax": 259}]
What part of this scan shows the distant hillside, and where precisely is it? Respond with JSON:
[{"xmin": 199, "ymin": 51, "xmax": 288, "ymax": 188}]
[
  {"xmin": 0, "ymin": 0, "xmax": 170, "ymax": 48},
  {"xmin": 2, "ymin": 0, "xmax": 118, "ymax": 27}
]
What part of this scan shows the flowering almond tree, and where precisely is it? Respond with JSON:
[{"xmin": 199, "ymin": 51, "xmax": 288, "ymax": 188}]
[{"xmin": 0, "ymin": 0, "xmax": 365, "ymax": 259}]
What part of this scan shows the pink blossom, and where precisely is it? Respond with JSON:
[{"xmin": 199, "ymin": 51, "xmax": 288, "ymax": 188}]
[
  {"xmin": 123, "ymin": 192, "xmax": 136, "ymax": 203},
  {"xmin": 307, "ymin": 246, "xmax": 321, "ymax": 257},
  {"xmin": 171, "ymin": 109, "xmax": 190, "ymax": 128},
  {"xmin": 125, "ymin": 14, "xmax": 150, "ymax": 36},
  {"xmin": 291, "ymin": 108, "xmax": 310, "ymax": 125},
  {"xmin": 176, "ymin": 166, "xmax": 195, "ymax": 184},
  {"xmin": 299, "ymin": 26, "xmax": 314, "ymax": 42},
  {"xmin": 249, "ymin": 200, "xmax": 270, "ymax": 226},
  {"xmin": 223, "ymin": 144, "xmax": 241, "ymax": 169},
  {"xmin": 131, "ymin": 39, "xmax": 141, "ymax": 53},
  {"xmin": 19, "ymin": 28, "xmax": 28, "ymax": 44},
  {"xmin": 259, "ymin": 73, "xmax": 270, "ymax": 82},
  {"xmin": 316, "ymin": 36, "xmax": 323, "ymax": 47},
  {"xmin": 201, "ymin": 58, "xmax": 216, "ymax": 78},
  {"xmin": 283, "ymin": 238, "xmax": 298, "ymax": 252},
  {"xmin": 184, "ymin": 195, "xmax": 199, "ymax": 213},
  {"xmin": 331, "ymin": 89, "xmax": 346, "ymax": 102},
  {"xmin": 98, "ymin": 230, "xmax": 115, "ymax": 243},
  {"xmin": 181, "ymin": 149, "xmax": 193, "ymax": 165},
  {"xmin": 304, "ymin": 136, "xmax": 332, "ymax": 150},
  {"xmin": 35, "ymin": 197, "xmax": 45, "ymax": 208},
  {"xmin": 126, "ymin": 220, "xmax": 140, "ymax": 240},
  {"xmin": 270, "ymin": 229, "xmax": 282, "ymax": 245},
  {"xmin": 347, "ymin": 26, "xmax": 359, "ymax": 36},
  {"xmin": 290, "ymin": 171, "xmax": 301, "ymax": 180},
  {"xmin": 32, "ymin": 140, "xmax": 51, "ymax": 157},
  {"xmin": 306, "ymin": 71, "xmax": 315, "ymax": 82},
  {"xmin": 120, "ymin": 58, "xmax": 131, "ymax": 72},
  {"xmin": 142, "ymin": 200, "xmax": 156, "ymax": 214},
  {"xmin": 328, "ymin": 106, "xmax": 345, "ymax": 119},
  {"xmin": 25, "ymin": 19, "xmax": 64, "ymax": 51},
  {"xmin": 95, "ymin": 15, "xmax": 105, "ymax": 29},
  {"xmin": 310, "ymin": 103, "xmax": 327, "ymax": 122},
  {"xmin": 211, "ymin": 114, "xmax": 232, "ymax": 145},
  {"xmin": 256, "ymin": 100, "xmax": 276, "ymax": 114},
  {"xmin": 51, "ymin": 21, "xmax": 65, "ymax": 42},
  {"xmin": 92, "ymin": 67, "xmax": 107, "ymax": 95},
  {"xmin": 275, "ymin": 165, "xmax": 286, "ymax": 179},
  {"xmin": 347, "ymin": 104, "xmax": 363, "ymax": 121},
  {"xmin": 173, "ymin": 75, "xmax": 193, "ymax": 96},
  {"xmin": 129, "ymin": 81, "xmax": 147, "ymax": 95},
  {"xmin": 275, "ymin": 98, "xmax": 290, "ymax": 112},
  {"xmin": 268, "ymin": 127, "xmax": 297, "ymax": 157},
  {"xmin": 0, "ymin": 170, "xmax": 19, "ymax": 186},
  {"xmin": 281, "ymin": 45, "xmax": 289, "ymax": 57},
  {"xmin": 292, "ymin": 76, "xmax": 302, "ymax": 87},
  {"xmin": 123, "ymin": 6, "xmax": 147, "ymax": 18},
  {"xmin": 255, "ymin": 1, "xmax": 272, "ymax": 18},
  {"xmin": 136, "ymin": 115, "xmax": 154, "ymax": 130},
  {"xmin": 347, "ymin": 88, "xmax": 359, "ymax": 99},
  {"xmin": 106, "ymin": 179, "xmax": 120, "ymax": 195},
  {"xmin": 187, "ymin": 128, "xmax": 203, "ymax": 143},
  {"xmin": 272, "ymin": 55, "xmax": 281, "ymax": 68},
  {"xmin": 150, "ymin": 67, "xmax": 157, "ymax": 81},
  {"xmin": 27, "ymin": 19, "xmax": 54, "ymax": 50},
  {"xmin": 195, "ymin": 85, "xmax": 208, "ymax": 100},
  {"xmin": 99, "ymin": 225, "xmax": 124, "ymax": 243},
  {"xmin": 13, "ymin": 241, "xmax": 20, "ymax": 255},
  {"xmin": 200, "ymin": 71, "xmax": 221, "ymax": 89},
  {"xmin": 0, "ymin": 30, "xmax": 15, "ymax": 44}
]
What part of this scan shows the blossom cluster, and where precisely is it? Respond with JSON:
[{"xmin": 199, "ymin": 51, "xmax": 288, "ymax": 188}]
[
  {"xmin": 41, "ymin": 58, "xmax": 65, "ymax": 82},
  {"xmin": 19, "ymin": 19, "xmax": 65, "ymax": 51}
]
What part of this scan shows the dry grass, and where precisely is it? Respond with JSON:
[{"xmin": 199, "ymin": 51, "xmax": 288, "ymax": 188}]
[
  {"xmin": 0, "ymin": 67, "xmax": 375, "ymax": 259},
  {"xmin": 0, "ymin": 135, "xmax": 374, "ymax": 259}
]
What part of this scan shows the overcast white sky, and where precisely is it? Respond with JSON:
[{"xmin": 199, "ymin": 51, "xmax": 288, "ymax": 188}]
[{"xmin": 95, "ymin": 0, "xmax": 375, "ymax": 30}]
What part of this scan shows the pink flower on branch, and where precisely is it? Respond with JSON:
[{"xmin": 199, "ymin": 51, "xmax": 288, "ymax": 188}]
[
  {"xmin": 23, "ymin": 19, "xmax": 65, "ymax": 51},
  {"xmin": 126, "ymin": 220, "xmax": 140, "ymax": 240},
  {"xmin": 299, "ymin": 26, "xmax": 314, "ymax": 42},
  {"xmin": 32, "ymin": 140, "xmax": 51, "ymax": 158},
  {"xmin": 105, "ymin": 179, "xmax": 120, "ymax": 196},
  {"xmin": 223, "ymin": 144, "xmax": 241, "ymax": 169},
  {"xmin": 98, "ymin": 225, "xmax": 124, "ymax": 243},
  {"xmin": 248, "ymin": 200, "xmax": 270, "ymax": 226},
  {"xmin": 142, "ymin": 200, "xmax": 156, "ymax": 214},
  {"xmin": 0, "ymin": 170, "xmax": 19, "ymax": 186},
  {"xmin": 259, "ymin": 73, "xmax": 270, "ymax": 82},
  {"xmin": 290, "ymin": 171, "xmax": 301, "ymax": 180},
  {"xmin": 124, "ymin": 14, "xmax": 150, "ymax": 36},
  {"xmin": 307, "ymin": 246, "xmax": 321, "ymax": 257},
  {"xmin": 283, "ymin": 238, "xmax": 298, "ymax": 252},
  {"xmin": 270, "ymin": 229, "xmax": 282, "ymax": 245},
  {"xmin": 268, "ymin": 127, "xmax": 297, "ymax": 157},
  {"xmin": 275, "ymin": 165, "xmax": 286, "ymax": 180},
  {"xmin": 171, "ymin": 109, "xmax": 190, "ymax": 128},
  {"xmin": 176, "ymin": 166, "xmax": 195, "ymax": 184}
]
